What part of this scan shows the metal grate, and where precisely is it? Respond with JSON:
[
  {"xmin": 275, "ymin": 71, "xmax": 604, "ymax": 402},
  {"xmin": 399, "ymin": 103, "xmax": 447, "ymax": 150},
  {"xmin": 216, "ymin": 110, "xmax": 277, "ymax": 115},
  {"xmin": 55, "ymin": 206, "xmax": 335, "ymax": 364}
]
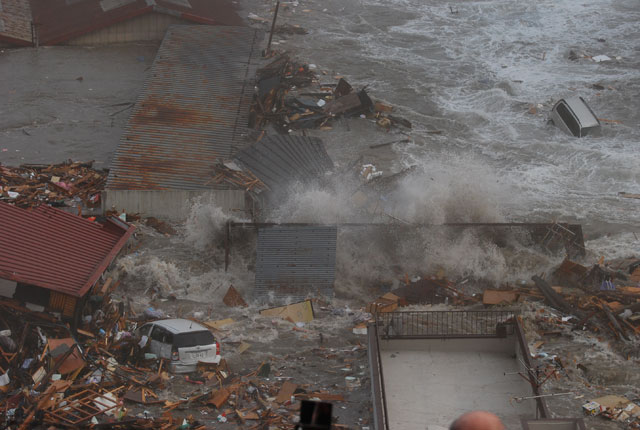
[
  {"xmin": 376, "ymin": 310, "xmax": 518, "ymax": 339},
  {"xmin": 254, "ymin": 225, "xmax": 337, "ymax": 302}
]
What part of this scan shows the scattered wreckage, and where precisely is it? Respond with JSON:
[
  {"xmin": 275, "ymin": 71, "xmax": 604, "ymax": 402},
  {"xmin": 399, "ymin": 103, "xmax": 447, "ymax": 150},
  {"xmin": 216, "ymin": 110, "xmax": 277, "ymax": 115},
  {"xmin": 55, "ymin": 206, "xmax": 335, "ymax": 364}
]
[
  {"xmin": 252, "ymin": 54, "xmax": 411, "ymax": 132},
  {"xmin": 0, "ymin": 160, "xmax": 106, "ymax": 213},
  {"xmin": 0, "ymin": 274, "xmax": 366, "ymax": 429}
]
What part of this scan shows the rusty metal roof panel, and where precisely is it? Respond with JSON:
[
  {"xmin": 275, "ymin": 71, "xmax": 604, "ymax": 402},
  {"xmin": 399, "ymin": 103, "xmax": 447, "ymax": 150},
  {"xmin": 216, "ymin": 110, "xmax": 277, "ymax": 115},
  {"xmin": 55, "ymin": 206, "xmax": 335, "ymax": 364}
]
[
  {"xmin": 0, "ymin": 202, "xmax": 135, "ymax": 297},
  {"xmin": 254, "ymin": 225, "xmax": 336, "ymax": 302},
  {"xmin": 27, "ymin": 0, "xmax": 244, "ymax": 46},
  {"xmin": 0, "ymin": 0, "xmax": 33, "ymax": 46},
  {"xmin": 106, "ymin": 25, "xmax": 260, "ymax": 190},
  {"xmin": 235, "ymin": 135, "xmax": 334, "ymax": 192}
]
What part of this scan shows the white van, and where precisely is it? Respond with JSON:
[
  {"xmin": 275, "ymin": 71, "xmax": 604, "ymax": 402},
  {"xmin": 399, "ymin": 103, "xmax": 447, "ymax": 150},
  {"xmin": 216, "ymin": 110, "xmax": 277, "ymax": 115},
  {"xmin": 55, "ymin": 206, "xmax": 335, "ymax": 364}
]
[
  {"xmin": 137, "ymin": 319, "xmax": 221, "ymax": 373},
  {"xmin": 550, "ymin": 96, "xmax": 600, "ymax": 137}
]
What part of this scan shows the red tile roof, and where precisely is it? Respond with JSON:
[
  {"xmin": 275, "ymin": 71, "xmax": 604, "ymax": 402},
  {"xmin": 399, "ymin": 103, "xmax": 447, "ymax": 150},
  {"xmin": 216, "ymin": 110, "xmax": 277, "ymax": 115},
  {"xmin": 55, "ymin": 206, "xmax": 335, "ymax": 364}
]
[
  {"xmin": 0, "ymin": 202, "xmax": 134, "ymax": 297},
  {"xmin": 30, "ymin": 0, "xmax": 245, "ymax": 46},
  {"xmin": 0, "ymin": 0, "xmax": 33, "ymax": 46}
]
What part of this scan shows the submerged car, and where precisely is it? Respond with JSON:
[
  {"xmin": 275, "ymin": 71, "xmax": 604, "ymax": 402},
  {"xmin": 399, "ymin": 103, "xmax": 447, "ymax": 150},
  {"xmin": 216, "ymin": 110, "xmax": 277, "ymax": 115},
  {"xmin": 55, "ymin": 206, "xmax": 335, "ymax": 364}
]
[
  {"xmin": 550, "ymin": 96, "xmax": 601, "ymax": 137},
  {"xmin": 137, "ymin": 319, "xmax": 221, "ymax": 373}
]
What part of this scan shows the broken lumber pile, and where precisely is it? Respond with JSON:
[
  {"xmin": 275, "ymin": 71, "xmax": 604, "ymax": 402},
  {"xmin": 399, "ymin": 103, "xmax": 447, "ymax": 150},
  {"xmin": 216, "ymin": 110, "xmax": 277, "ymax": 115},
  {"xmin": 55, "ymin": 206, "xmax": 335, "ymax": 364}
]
[
  {"xmin": 0, "ymin": 160, "xmax": 106, "ymax": 210},
  {"xmin": 252, "ymin": 53, "xmax": 412, "ymax": 132}
]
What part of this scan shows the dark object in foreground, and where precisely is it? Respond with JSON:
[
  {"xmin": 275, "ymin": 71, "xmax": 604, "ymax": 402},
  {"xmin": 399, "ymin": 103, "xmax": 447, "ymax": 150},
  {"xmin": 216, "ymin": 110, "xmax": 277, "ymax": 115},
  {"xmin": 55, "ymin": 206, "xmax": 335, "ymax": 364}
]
[{"xmin": 296, "ymin": 400, "xmax": 332, "ymax": 430}]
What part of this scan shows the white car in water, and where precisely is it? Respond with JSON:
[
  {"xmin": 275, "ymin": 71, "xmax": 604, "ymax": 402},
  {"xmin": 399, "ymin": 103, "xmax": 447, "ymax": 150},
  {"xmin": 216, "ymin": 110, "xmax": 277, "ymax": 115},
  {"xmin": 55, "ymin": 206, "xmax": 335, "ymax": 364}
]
[
  {"xmin": 137, "ymin": 318, "xmax": 221, "ymax": 373},
  {"xmin": 550, "ymin": 96, "xmax": 601, "ymax": 138}
]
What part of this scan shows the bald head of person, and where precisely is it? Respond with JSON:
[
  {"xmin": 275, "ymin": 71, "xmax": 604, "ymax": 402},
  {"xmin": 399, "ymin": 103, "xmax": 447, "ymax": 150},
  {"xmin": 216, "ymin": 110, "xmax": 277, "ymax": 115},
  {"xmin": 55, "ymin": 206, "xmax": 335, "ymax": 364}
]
[{"xmin": 449, "ymin": 411, "xmax": 505, "ymax": 430}]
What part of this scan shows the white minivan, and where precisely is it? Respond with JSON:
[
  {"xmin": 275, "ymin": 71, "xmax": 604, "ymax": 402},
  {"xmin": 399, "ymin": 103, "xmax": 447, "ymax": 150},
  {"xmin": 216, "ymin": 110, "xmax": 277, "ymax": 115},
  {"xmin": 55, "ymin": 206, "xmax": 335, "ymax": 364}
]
[
  {"xmin": 137, "ymin": 319, "xmax": 221, "ymax": 373},
  {"xmin": 550, "ymin": 96, "xmax": 600, "ymax": 137}
]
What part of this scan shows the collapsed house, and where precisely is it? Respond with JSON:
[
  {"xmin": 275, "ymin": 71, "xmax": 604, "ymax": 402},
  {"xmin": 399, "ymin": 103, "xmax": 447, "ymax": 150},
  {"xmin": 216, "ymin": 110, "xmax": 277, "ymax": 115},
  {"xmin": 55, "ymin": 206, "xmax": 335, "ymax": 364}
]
[
  {"xmin": 0, "ymin": 0, "xmax": 243, "ymax": 47},
  {"xmin": 0, "ymin": 202, "xmax": 134, "ymax": 322}
]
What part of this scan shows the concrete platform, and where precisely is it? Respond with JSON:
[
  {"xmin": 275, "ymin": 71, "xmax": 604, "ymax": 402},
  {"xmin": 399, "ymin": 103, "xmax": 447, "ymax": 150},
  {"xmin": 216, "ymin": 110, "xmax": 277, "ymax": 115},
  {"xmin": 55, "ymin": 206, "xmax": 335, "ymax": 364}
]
[{"xmin": 380, "ymin": 337, "xmax": 535, "ymax": 429}]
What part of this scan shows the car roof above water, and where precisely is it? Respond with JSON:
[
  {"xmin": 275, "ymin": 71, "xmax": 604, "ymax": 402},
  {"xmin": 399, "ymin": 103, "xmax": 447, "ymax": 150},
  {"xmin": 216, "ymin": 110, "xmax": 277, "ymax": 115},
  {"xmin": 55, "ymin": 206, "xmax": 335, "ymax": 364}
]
[
  {"xmin": 150, "ymin": 318, "xmax": 210, "ymax": 334},
  {"xmin": 557, "ymin": 96, "xmax": 600, "ymax": 129}
]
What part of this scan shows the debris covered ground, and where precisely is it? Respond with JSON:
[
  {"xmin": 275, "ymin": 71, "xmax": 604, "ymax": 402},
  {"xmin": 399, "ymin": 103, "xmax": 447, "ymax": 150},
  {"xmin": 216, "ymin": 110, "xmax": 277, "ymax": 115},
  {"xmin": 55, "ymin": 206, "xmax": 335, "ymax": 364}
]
[
  {"xmin": 0, "ymin": 272, "xmax": 373, "ymax": 429},
  {"xmin": 0, "ymin": 160, "xmax": 106, "ymax": 213},
  {"xmin": 3, "ymin": 210, "xmax": 638, "ymax": 429},
  {"xmin": 1, "ymin": 1, "xmax": 639, "ymax": 429}
]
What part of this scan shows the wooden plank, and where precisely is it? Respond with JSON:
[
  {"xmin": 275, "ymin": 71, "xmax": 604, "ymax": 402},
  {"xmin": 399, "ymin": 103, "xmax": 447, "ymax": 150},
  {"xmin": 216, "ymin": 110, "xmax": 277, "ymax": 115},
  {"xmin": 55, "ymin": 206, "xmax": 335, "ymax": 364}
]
[
  {"xmin": 275, "ymin": 381, "xmax": 297, "ymax": 404},
  {"xmin": 208, "ymin": 387, "xmax": 231, "ymax": 408},
  {"xmin": 203, "ymin": 318, "xmax": 234, "ymax": 330},
  {"xmin": 260, "ymin": 300, "xmax": 314, "ymax": 323},
  {"xmin": 483, "ymin": 290, "xmax": 518, "ymax": 305},
  {"xmin": 100, "ymin": 278, "xmax": 113, "ymax": 296},
  {"xmin": 306, "ymin": 393, "xmax": 345, "ymax": 402}
]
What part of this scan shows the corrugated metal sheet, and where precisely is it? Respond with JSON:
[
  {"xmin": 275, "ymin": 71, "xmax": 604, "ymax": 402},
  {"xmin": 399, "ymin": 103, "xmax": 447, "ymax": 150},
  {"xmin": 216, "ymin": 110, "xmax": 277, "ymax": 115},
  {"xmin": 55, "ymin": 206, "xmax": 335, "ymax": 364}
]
[
  {"xmin": 0, "ymin": 0, "xmax": 32, "ymax": 46},
  {"xmin": 27, "ymin": 0, "xmax": 244, "ymax": 45},
  {"xmin": 0, "ymin": 202, "xmax": 135, "ymax": 297},
  {"xmin": 235, "ymin": 135, "xmax": 334, "ymax": 192},
  {"xmin": 106, "ymin": 25, "xmax": 260, "ymax": 190},
  {"xmin": 254, "ymin": 225, "xmax": 336, "ymax": 301}
]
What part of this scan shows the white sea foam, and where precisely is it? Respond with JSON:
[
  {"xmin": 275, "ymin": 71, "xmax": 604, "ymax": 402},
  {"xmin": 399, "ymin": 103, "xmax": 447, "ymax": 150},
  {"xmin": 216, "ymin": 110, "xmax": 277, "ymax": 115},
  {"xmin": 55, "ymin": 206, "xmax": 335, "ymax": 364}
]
[{"xmin": 286, "ymin": 0, "xmax": 640, "ymax": 240}]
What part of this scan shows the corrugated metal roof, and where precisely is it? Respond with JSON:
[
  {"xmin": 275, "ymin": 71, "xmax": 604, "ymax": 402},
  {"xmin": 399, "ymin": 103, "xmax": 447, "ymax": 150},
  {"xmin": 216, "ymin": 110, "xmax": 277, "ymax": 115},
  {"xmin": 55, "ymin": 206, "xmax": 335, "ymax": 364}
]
[
  {"xmin": 254, "ymin": 225, "xmax": 336, "ymax": 302},
  {"xmin": 106, "ymin": 25, "xmax": 260, "ymax": 190},
  {"xmin": 0, "ymin": 0, "xmax": 33, "ymax": 46},
  {"xmin": 26, "ymin": 0, "xmax": 244, "ymax": 46},
  {"xmin": 0, "ymin": 202, "xmax": 135, "ymax": 297},
  {"xmin": 235, "ymin": 135, "xmax": 334, "ymax": 192}
]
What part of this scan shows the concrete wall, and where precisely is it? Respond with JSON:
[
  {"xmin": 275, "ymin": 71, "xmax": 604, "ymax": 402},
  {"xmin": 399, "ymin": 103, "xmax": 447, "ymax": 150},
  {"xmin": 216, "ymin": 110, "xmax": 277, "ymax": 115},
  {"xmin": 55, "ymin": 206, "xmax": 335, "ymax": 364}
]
[
  {"xmin": 523, "ymin": 420, "xmax": 584, "ymax": 430},
  {"xmin": 379, "ymin": 336, "xmax": 519, "ymax": 355},
  {"xmin": 65, "ymin": 12, "xmax": 189, "ymax": 45},
  {"xmin": 103, "ymin": 189, "xmax": 248, "ymax": 221}
]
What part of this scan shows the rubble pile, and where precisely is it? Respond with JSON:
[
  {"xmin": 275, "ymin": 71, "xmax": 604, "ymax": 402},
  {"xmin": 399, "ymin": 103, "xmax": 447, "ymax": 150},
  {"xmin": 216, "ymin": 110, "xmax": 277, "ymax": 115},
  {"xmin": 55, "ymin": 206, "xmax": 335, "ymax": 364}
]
[
  {"xmin": 208, "ymin": 162, "xmax": 266, "ymax": 192},
  {"xmin": 0, "ymin": 160, "xmax": 106, "ymax": 211},
  {"xmin": 0, "ymin": 278, "xmax": 163, "ymax": 428},
  {"xmin": 472, "ymin": 257, "xmax": 640, "ymax": 428},
  {"xmin": 253, "ymin": 54, "xmax": 411, "ymax": 132},
  {"xmin": 0, "ymin": 281, "xmax": 368, "ymax": 429},
  {"xmin": 494, "ymin": 258, "xmax": 640, "ymax": 345}
]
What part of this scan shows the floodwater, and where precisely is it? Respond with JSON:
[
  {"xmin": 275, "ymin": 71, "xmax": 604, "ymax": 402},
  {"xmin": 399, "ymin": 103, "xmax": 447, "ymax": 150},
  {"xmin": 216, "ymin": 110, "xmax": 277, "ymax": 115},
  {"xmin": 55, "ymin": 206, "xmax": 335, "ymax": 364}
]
[
  {"xmin": 0, "ymin": 44, "xmax": 157, "ymax": 168},
  {"xmin": 243, "ymin": 0, "xmax": 640, "ymax": 257}
]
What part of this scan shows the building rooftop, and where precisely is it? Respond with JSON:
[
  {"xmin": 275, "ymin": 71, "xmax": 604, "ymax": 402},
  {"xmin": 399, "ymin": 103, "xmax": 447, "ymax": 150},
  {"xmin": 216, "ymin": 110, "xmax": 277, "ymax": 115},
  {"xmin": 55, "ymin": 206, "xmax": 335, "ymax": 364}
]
[
  {"xmin": 0, "ymin": 0, "xmax": 244, "ymax": 46},
  {"xmin": 369, "ymin": 311, "xmax": 554, "ymax": 430},
  {"xmin": 0, "ymin": 202, "xmax": 134, "ymax": 297},
  {"xmin": 106, "ymin": 25, "xmax": 260, "ymax": 191}
]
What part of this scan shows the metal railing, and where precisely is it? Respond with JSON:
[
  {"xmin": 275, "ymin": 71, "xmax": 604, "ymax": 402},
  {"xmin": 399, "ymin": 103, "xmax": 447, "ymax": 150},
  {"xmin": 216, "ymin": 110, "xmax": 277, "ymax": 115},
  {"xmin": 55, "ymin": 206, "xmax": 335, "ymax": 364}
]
[
  {"xmin": 376, "ymin": 310, "xmax": 518, "ymax": 339},
  {"xmin": 368, "ymin": 322, "xmax": 390, "ymax": 430}
]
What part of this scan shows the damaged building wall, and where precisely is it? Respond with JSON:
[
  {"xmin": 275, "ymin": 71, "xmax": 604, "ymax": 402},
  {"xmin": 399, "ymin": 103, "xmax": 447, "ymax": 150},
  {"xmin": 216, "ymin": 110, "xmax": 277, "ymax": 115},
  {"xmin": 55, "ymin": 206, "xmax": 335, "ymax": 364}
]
[
  {"xmin": 64, "ymin": 12, "xmax": 190, "ymax": 45},
  {"xmin": 103, "ymin": 189, "xmax": 248, "ymax": 221}
]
